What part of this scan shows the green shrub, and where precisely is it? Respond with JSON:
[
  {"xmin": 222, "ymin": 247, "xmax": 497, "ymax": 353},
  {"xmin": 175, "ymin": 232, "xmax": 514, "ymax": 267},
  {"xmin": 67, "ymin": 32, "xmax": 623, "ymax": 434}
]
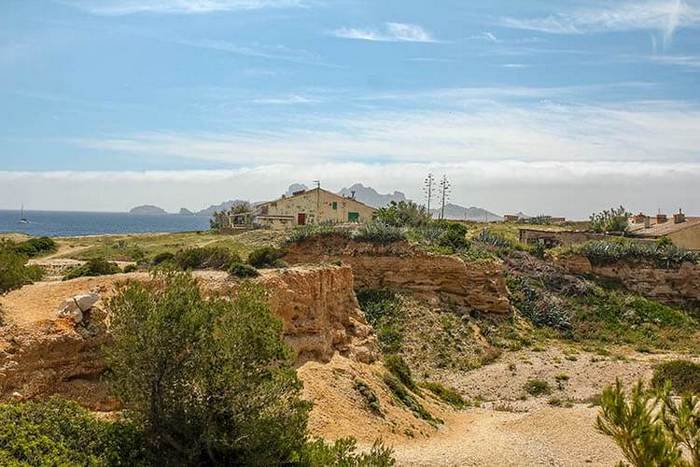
[
  {"xmin": 507, "ymin": 275, "xmax": 572, "ymax": 331},
  {"xmin": 596, "ymin": 380, "xmax": 698, "ymax": 466},
  {"xmin": 356, "ymin": 289, "xmax": 404, "ymax": 353},
  {"xmin": 384, "ymin": 354, "xmax": 417, "ymax": 391},
  {"xmin": 651, "ymin": 360, "xmax": 700, "ymax": 394},
  {"xmin": 298, "ymin": 438, "xmax": 395, "ymax": 466},
  {"xmin": 286, "ymin": 224, "xmax": 349, "ymax": 244},
  {"xmin": 175, "ymin": 246, "xmax": 240, "ymax": 270},
  {"xmin": 123, "ymin": 264, "xmax": 138, "ymax": 273},
  {"xmin": 352, "ymin": 222, "xmax": 406, "ymax": 244},
  {"xmin": 12, "ymin": 236, "xmax": 57, "ymax": 257},
  {"xmin": 229, "ymin": 262, "xmax": 260, "ymax": 278},
  {"xmin": 476, "ymin": 229, "xmax": 525, "ymax": 253},
  {"xmin": 576, "ymin": 239, "xmax": 699, "ymax": 267},
  {"xmin": 0, "ymin": 398, "xmax": 147, "ymax": 466},
  {"xmin": 247, "ymin": 246, "xmax": 286, "ymax": 268},
  {"xmin": 151, "ymin": 251, "xmax": 175, "ymax": 266},
  {"xmin": 524, "ymin": 379, "xmax": 552, "ymax": 396},
  {"xmin": 589, "ymin": 206, "xmax": 630, "ymax": 233},
  {"xmin": 106, "ymin": 272, "xmax": 311, "ymax": 465},
  {"xmin": 421, "ymin": 381, "xmax": 467, "ymax": 409},
  {"xmin": 353, "ymin": 380, "xmax": 382, "ymax": 416},
  {"xmin": 63, "ymin": 257, "xmax": 120, "ymax": 280},
  {"xmin": 374, "ymin": 200, "xmax": 431, "ymax": 227},
  {"xmin": 383, "ymin": 373, "xmax": 436, "ymax": 423},
  {"xmin": 0, "ymin": 247, "xmax": 44, "ymax": 293}
]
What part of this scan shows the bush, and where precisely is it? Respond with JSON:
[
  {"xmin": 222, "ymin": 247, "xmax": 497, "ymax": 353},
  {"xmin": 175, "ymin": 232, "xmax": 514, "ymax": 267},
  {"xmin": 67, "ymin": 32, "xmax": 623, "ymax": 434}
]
[
  {"xmin": 286, "ymin": 224, "xmax": 349, "ymax": 244},
  {"xmin": 0, "ymin": 247, "xmax": 44, "ymax": 293},
  {"xmin": 421, "ymin": 382, "xmax": 467, "ymax": 409},
  {"xmin": 106, "ymin": 272, "xmax": 311, "ymax": 465},
  {"xmin": 0, "ymin": 398, "xmax": 147, "ymax": 466},
  {"xmin": 436, "ymin": 222, "xmax": 470, "ymax": 251},
  {"xmin": 507, "ymin": 275, "xmax": 572, "ymax": 332},
  {"xmin": 123, "ymin": 264, "xmax": 138, "ymax": 273},
  {"xmin": 12, "ymin": 236, "xmax": 57, "ymax": 257},
  {"xmin": 356, "ymin": 289, "xmax": 403, "ymax": 353},
  {"xmin": 175, "ymin": 246, "xmax": 240, "ymax": 270},
  {"xmin": 247, "ymin": 246, "xmax": 285, "ymax": 268},
  {"xmin": 589, "ymin": 206, "xmax": 630, "ymax": 233},
  {"xmin": 63, "ymin": 257, "xmax": 121, "ymax": 280},
  {"xmin": 384, "ymin": 354, "xmax": 416, "ymax": 391},
  {"xmin": 597, "ymin": 380, "xmax": 698, "ymax": 466},
  {"xmin": 383, "ymin": 373, "xmax": 436, "ymax": 423},
  {"xmin": 476, "ymin": 229, "xmax": 524, "ymax": 253},
  {"xmin": 374, "ymin": 200, "xmax": 432, "ymax": 227},
  {"xmin": 299, "ymin": 438, "xmax": 395, "ymax": 466},
  {"xmin": 229, "ymin": 262, "xmax": 260, "ymax": 278},
  {"xmin": 352, "ymin": 222, "xmax": 406, "ymax": 244},
  {"xmin": 354, "ymin": 380, "xmax": 382, "ymax": 416},
  {"xmin": 524, "ymin": 379, "xmax": 552, "ymax": 396},
  {"xmin": 576, "ymin": 239, "xmax": 699, "ymax": 267},
  {"xmin": 651, "ymin": 360, "xmax": 700, "ymax": 394},
  {"xmin": 151, "ymin": 251, "xmax": 175, "ymax": 266}
]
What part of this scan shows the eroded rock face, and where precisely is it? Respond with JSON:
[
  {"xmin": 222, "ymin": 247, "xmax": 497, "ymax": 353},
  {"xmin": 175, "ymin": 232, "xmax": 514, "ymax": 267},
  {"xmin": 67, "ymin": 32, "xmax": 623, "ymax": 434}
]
[
  {"xmin": 0, "ymin": 265, "xmax": 379, "ymax": 408},
  {"xmin": 284, "ymin": 235, "xmax": 511, "ymax": 314},
  {"xmin": 557, "ymin": 254, "xmax": 700, "ymax": 310}
]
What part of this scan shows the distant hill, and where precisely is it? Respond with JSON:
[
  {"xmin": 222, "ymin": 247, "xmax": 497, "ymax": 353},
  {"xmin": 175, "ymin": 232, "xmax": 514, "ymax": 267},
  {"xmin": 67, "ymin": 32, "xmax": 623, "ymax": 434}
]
[
  {"xmin": 430, "ymin": 203, "xmax": 502, "ymax": 222},
  {"xmin": 338, "ymin": 183, "xmax": 407, "ymax": 208},
  {"xmin": 129, "ymin": 205, "xmax": 168, "ymax": 215},
  {"xmin": 285, "ymin": 183, "xmax": 308, "ymax": 196},
  {"xmin": 196, "ymin": 200, "xmax": 248, "ymax": 217},
  {"xmin": 178, "ymin": 208, "xmax": 195, "ymax": 216}
]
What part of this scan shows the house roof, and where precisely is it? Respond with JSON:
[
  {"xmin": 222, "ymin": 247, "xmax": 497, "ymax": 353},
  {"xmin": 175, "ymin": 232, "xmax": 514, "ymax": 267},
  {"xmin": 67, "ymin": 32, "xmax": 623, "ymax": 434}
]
[
  {"xmin": 628, "ymin": 216, "xmax": 700, "ymax": 238},
  {"xmin": 259, "ymin": 187, "xmax": 376, "ymax": 211}
]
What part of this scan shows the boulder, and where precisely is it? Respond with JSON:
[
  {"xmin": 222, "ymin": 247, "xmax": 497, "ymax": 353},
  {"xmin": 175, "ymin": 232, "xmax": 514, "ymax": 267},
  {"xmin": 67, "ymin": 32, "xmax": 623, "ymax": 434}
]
[{"xmin": 57, "ymin": 293, "xmax": 100, "ymax": 324}]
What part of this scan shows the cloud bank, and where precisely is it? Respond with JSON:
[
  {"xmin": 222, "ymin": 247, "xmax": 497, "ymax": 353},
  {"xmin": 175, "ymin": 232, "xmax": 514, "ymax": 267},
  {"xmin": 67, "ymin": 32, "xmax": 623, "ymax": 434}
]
[{"xmin": 331, "ymin": 23, "xmax": 437, "ymax": 43}]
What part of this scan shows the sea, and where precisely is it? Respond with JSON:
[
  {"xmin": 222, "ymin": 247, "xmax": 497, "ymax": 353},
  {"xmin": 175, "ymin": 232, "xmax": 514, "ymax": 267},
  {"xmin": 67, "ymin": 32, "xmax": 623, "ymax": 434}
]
[{"xmin": 0, "ymin": 210, "xmax": 211, "ymax": 237}]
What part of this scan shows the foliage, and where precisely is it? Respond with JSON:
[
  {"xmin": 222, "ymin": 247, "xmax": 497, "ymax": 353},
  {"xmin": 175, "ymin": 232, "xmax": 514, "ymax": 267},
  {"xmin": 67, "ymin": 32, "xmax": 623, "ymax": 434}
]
[
  {"xmin": 524, "ymin": 379, "xmax": 552, "ymax": 396},
  {"xmin": 106, "ymin": 272, "xmax": 311, "ymax": 465},
  {"xmin": 351, "ymin": 222, "xmax": 406, "ymax": 244},
  {"xmin": 150, "ymin": 251, "xmax": 175, "ymax": 266},
  {"xmin": 421, "ymin": 382, "xmax": 467, "ymax": 409},
  {"xmin": 374, "ymin": 200, "xmax": 432, "ymax": 228},
  {"xmin": 353, "ymin": 380, "xmax": 382, "ymax": 416},
  {"xmin": 384, "ymin": 354, "xmax": 417, "ymax": 391},
  {"xmin": 286, "ymin": 223, "xmax": 349, "ymax": 244},
  {"xmin": 298, "ymin": 438, "xmax": 395, "ymax": 467},
  {"xmin": 229, "ymin": 262, "xmax": 260, "ymax": 278},
  {"xmin": 589, "ymin": 205, "xmax": 630, "ymax": 233},
  {"xmin": 356, "ymin": 289, "xmax": 404, "ymax": 354},
  {"xmin": 11, "ymin": 236, "xmax": 57, "ymax": 258},
  {"xmin": 476, "ymin": 228, "xmax": 527, "ymax": 255},
  {"xmin": 383, "ymin": 374, "xmax": 436, "ymax": 423},
  {"xmin": 247, "ymin": 246, "xmax": 286, "ymax": 268},
  {"xmin": 596, "ymin": 380, "xmax": 697, "ymax": 466},
  {"xmin": 652, "ymin": 360, "xmax": 700, "ymax": 394},
  {"xmin": 0, "ymin": 246, "xmax": 44, "ymax": 293},
  {"xmin": 507, "ymin": 275, "xmax": 572, "ymax": 332},
  {"xmin": 433, "ymin": 221, "xmax": 470, "ymax": 251},
  {"xmin": 576, "ymin": 239, "xmax": 699, "ymax": 267},
  {"xmin": 122, "ymin": 264, "xmax": 138, "ymax": 273},
  {"xmin": 63, "ymin": 257, "xmax": 121, "ymax": 280},
  {"xmin": 174, "ymin": 246, "xmax": 240, "ymax": 270},
  {"xmin": 0, "ymin": 398, "xmax": 147, "ymax": 466}
]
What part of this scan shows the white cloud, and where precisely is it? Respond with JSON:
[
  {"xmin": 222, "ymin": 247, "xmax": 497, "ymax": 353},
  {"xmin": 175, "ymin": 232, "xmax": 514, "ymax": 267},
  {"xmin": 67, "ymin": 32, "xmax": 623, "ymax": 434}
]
[
  {"xmin": 172, "ymin": 38, "xmax": 331, "ymax": 66},
  {"xmin": 331, "ymin": 22, "xmax": 437, "ymax": 43},
  {"xmin": 500, "ymin": 0, "xmax": 700, "ymax": 48},
  {"xmin": 58, "ymin": 0, "xmax": 310, "ymax": 15}
]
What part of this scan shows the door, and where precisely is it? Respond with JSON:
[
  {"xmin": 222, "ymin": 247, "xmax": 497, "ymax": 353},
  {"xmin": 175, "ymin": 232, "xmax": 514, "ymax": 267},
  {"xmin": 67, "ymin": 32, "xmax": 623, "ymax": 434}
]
[
  {"xmin": 348, "ymin": 212, "xmax": 359, "ymax": 222},
  {"xmin": 297, "ymin": 213, "xmax": 306, "ymax": 225}
]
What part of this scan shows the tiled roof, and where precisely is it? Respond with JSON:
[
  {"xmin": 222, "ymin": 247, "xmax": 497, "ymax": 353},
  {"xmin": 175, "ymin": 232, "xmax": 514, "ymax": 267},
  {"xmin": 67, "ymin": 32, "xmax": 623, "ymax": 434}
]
[{"xmin": 628, "ymin": 216, "xmax": 700, "ymax": 237}]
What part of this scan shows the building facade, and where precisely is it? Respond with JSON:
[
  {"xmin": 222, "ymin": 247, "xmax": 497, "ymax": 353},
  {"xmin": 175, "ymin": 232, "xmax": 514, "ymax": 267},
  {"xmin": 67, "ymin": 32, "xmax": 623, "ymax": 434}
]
[{"xmin": 254, "ymin": 188, "xmax": 376, "ymax": 230}]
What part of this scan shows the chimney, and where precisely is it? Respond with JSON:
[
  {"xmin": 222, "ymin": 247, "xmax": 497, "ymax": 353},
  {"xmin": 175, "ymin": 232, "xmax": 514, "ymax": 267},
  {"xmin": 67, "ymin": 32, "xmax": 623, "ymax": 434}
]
[
  {"xmin": 674, "ymin": 208, "xmax": 686, "ymax": 224},
  {"xmin": 350, "ymin": 190, "xmax": 356, "ymax": 199},
  {"xmin": 657, "ymin": 213, "xmax": 668, "ymax": 224},
  {"xmin": 644, "ymin": 216, "xmax": 651, "ymax": 228}
]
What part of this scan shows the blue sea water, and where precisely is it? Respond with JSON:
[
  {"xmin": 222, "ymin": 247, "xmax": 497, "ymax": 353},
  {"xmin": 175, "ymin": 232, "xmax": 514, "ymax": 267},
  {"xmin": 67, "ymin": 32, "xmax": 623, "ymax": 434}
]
[{"xmin": 0, "ymin": 210, "xmax": 211, "ymax": 237}]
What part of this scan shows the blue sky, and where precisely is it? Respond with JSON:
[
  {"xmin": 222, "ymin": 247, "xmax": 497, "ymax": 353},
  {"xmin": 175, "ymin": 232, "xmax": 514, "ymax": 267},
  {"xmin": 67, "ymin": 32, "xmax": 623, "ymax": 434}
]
[{"xmin": 1, "ymin": 0, "xmax": 699, "ymax": 216}]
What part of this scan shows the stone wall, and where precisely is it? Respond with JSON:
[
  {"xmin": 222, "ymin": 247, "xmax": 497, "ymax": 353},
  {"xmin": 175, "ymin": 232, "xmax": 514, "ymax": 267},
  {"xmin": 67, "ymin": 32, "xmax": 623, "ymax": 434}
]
[
  {"xmin": 284, "ymin": 235, "xmax": 511, "ymax": 314},
  {"xmin": 556, "ymin": 254, "xmax": 700, "ymax": 310}
]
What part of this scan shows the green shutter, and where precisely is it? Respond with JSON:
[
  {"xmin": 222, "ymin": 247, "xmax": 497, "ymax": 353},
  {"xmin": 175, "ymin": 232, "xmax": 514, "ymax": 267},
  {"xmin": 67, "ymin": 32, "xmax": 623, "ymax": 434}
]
[
  {"xmin": 348, "ymin": 212, "xmax": 359, "ymax": 222},
  {"xmin": 332, "ymin": 201, "xmax": 337, "ymax": 210}
]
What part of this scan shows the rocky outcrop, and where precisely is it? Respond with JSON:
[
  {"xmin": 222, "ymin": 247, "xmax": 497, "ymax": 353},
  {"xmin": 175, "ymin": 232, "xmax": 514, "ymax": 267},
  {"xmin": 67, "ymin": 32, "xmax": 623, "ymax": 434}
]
[
  {"xmin": 284, "ymin": 235, "xmax": 511, "ymax": 314},
  {"xmin": 0, "ymin": 266, "xmax": 378, "ymax": 408},
  {"xmin": 557, "ymin": 254, "xmax": 700, "ymax": 310}
]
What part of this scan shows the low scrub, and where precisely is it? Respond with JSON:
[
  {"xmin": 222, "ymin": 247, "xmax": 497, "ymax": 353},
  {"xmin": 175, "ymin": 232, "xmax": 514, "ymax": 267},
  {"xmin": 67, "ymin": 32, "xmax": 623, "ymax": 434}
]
[
  {"xmin": 353, "ymin": 380, "xmax": 382, "ymax": 416},
  {"xmin": 524, "ymin": 379, "xmax": 552, "ymax": 396},
  {"xmin": 575, "ymin": 239, "xmax": 699, "ymax": 267},
  {"xmin": 299, "ymin": 438, "xmax": 395, "ymax": 466},
  {"xmin": 0, "ymin": 246, "xmax": 44, "ymax": 293},
  {"xmin": 421, "ymin": 382, "xmax": 467, "ymax": 409},
  {"xmin": 286, "ymin": 224, "xmax": 349, "ymax": 244},
  {"xmin": 507, "ymin": 275, "xmax": 572, "ymax": 332},
  {"xmin": 150, "ymin": 251, "xmax": 175, "ymax": 266},
  {"xmin": 0, "ymin": 398, "xmax": 147, "ymax": 466},
  {"xmin": 352, "ymin": 222, "xmax": 406, "ymax": 244},
  {"xmin": 384, "ymin": 354, "xmax": 417, "ymax": 391},
  {"xmin": 11, "ymin": 236, "xmax": 57, "ymax": 258},
  {"xmin": 476, "ymin": 229, "xmax": 526, "ymax": 254},
  {"xmin": 597, "ymin": 380, "xmax": 699, "ymax": 466},
  {"xmin": 229, "ymin": 262, "xmax": 260, "ymax": 278},
  {"xmin": 175, "ymin": 246, "xmax": 240, "ymax": 270},
  {"xmin": 247, "ymin": 246, "xmax": 286, "ymax": 268},
  {"xmin": 651, "ymin": 360, "xmax": 700, "ymax": 394},
  {"xmin": 383, "ymin": 373, "xmax": 436, "ymax": 424},
  {"xmin": 356, "ymin": 289, "xmax": 403, "ymax": 354},
  {"xmin": 63, "ymin": 257, "xmax": 120, "ymax": 280}
]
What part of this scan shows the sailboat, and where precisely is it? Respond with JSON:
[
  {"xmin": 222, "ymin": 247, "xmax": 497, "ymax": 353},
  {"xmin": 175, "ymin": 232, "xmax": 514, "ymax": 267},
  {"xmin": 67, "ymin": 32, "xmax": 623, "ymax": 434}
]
[{"xmin": 18, "ymin": 204, "xmax": 29, "ymax": 224}]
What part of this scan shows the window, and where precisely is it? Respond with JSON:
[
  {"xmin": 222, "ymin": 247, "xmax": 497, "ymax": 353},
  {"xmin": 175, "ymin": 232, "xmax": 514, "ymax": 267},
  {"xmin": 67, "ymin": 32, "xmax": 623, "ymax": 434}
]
[
  {"xmin": 348, "ymin": 212, "xmax": 359, "ymax": 222},
  {"xmin": 332, "ymin": 201, "xmax": 337, "ymax": 210}
]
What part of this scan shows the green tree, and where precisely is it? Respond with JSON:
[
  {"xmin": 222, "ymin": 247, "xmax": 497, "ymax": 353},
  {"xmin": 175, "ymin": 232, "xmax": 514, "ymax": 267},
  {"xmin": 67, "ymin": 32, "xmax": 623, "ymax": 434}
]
[
  {"xmin": 0, "ymin": 245, "xmax": 43, "ymax": 293},
  {"xmin": 374, "ymin": 201, "xmax": 432, "ymax": 227},
  {"xmin": 106, "ymin": 271, "xmax": 310, "ymax": 465}
]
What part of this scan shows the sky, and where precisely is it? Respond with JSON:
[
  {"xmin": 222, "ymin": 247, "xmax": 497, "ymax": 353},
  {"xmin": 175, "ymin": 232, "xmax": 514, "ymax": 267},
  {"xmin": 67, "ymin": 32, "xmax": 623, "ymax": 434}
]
[{"xmin": 1, "ymin": 0, "xmax": 699, "ymax": 218}]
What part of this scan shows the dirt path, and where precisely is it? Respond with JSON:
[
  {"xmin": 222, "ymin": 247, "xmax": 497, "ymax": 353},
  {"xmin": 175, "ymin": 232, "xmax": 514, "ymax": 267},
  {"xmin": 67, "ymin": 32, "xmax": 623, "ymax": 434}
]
[{"xmin": 391, "ymin": 405, "xmax": 619, "ymax": 466}]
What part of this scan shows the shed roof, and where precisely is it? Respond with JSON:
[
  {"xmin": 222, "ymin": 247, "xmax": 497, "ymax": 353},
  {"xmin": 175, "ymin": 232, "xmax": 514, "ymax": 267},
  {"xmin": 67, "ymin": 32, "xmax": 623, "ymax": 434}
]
[{"xmin": 628, "ymin": 216, "xmax": 700, "ymax": 238}]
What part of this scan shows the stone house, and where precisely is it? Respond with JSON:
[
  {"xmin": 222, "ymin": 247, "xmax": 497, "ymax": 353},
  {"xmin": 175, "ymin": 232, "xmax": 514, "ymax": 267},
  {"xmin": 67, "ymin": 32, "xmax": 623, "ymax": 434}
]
[
  {"xmin": 628, "ymin": 210, "xmax": 700, "ymax": 250},
  {"xmin": 253, "ymin": 187, "xmax": 376, "ymax": 230}
]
